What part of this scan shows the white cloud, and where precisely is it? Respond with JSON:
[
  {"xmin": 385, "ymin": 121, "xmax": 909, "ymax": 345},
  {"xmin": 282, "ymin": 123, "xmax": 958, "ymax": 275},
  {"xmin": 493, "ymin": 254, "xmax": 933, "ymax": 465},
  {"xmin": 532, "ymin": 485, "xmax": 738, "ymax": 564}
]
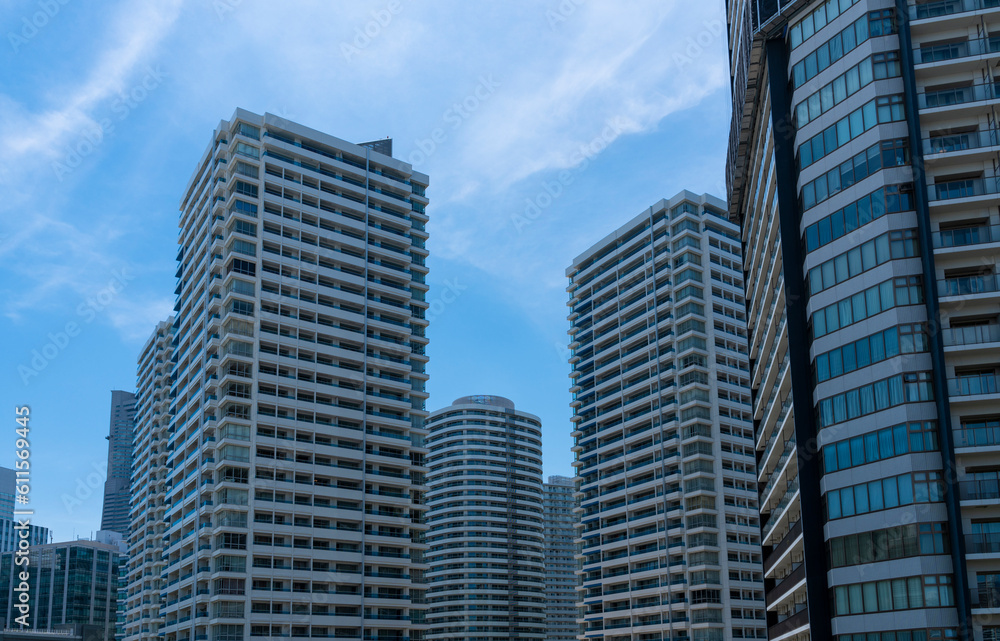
[{"xmin": 0, "ymin": 0, "xmax": 184, "ymax": 173}]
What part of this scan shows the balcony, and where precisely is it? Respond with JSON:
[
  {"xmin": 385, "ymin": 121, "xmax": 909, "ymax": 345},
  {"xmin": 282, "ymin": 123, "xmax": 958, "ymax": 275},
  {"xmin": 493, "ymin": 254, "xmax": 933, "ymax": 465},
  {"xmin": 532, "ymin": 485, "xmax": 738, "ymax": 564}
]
[
  {"xmin": 942, "ymin": 324, "xmax": 1000, "ymax": 347},
  {"xmin": 767, "ymin": 607, "xmax": 808, "ymax": 640},
  {"xmin": 929, "ymin": 177, "xmax": 1000, "ymax": 203},
  {"xmin": 947, "ymin": 373, "xmax": 1000, "ymax": 397},
  {"xmin": 933, "ymin": 224, "xmax": 1000, "ymax": 250},
  {"xmin": 919, "ymin": 83, "xmax": 1000, "ymax": 119},
  {"xmin": 915, "ymin": 35, "xmax": 1000, "ymax": 65},
  {"xmin": 966, "ymin": 533, "xmax": 1000, "ymax": 554},
  {"xmin": 958, "ymin": 478, "xmax": 1000, "ymax": 501},
  {"xmin": 953, "ymin": 424, "xmax": 1000, "ymax": 447},
  {"xmin": 925, "ymin": 130, "xmax": 1000, "ymax": 162},
  {"xmin": 971, "ymin": 585, "xmax": 1000, "ymax": 609},
  {"xmin": 911, "ymin": 0, "xmax": 1000, "ymax": 19},
  {"xmin": 937, "ymin": 273, "xmax": 1000, "ymax": 298}
]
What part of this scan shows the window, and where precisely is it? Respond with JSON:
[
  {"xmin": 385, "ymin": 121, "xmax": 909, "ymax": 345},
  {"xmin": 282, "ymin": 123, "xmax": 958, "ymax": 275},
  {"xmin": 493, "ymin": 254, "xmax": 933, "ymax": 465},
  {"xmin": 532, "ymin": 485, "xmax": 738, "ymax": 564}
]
[
  {"xmin": 828, "ymin": 523, "xmax": 948, "ymax": 568},
  {"xmin": 235, "ymin": 160, "xmax": 259, "ymax": 178},
  {"xmin": 235, "ymin": 142, "xmax": 259, "ymax": 159},
  {"xmin": 237, "ymin": 122, "xmax": 261, "ymax": 140},
  {"xmin": 230, "ymin": 199, "xmax": 258, "ymax": 217},
  {"xmin": 800, "ymin": 98, "xmax": 903, "ymax": 169},
  {"xmin": 812, "ymin": 276, "xmax": 924, "ymax": 339},
  {"xmin": 822, "ymin": 421, "xmax": 938, "ymax": 472},
  {"xmin": 795, "ymin": 48, "xmax": 893, "ymax": 127},
  {"xmin": 808, "ymin": 230, "xmax": 918, "ymax": 294},
  {"xmin": 801, "ymin": 142, "xmax": 910, "ymax": 212},
  {"xmin": 805, "ymin": 184, "xmax": 913, "ymax": 249},
  {"xmin": 815, "ymin": 324, "xmax": 928, "ymax": 383},
  {"xmin": 228, "ymin": 258, "xmax": 256, "ymax": 276},
  {"xmin": 234, "ymin": 179, "xmax": 258, "ymax": 198},
  {"xmin": 826, "ymin": 472, "xmax": 944, "ymax": 520},
  {"xmin": 817, "ymin": 372, "xmax": 933, "ymax": 429},
  {"xmin": 791, "ymin": 11, "xmax": 896, "ymax": 88},
  {"xmin": 790, "ymin": 0, "xmax": 863, "ymax": 49}
]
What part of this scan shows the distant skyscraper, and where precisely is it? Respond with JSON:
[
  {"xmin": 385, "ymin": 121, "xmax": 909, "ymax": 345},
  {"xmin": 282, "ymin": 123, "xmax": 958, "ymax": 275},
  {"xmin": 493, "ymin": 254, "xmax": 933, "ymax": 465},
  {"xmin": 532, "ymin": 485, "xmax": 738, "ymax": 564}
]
[
  {"xmin": 0, "ymin": 518, "xmax": 49, "ymax": 553},
  {"xmin": 100, "ymin": 390, "xmax": 136, "ymax": 535},
  {"xmin": 0, "ymin": 539, "xmax": 122, "ymax": 638},
  {"xmin": 0, "ymin": 468, "xmax": 16, "ymax": 520},
  {"xmin": 542, "ymin": 475, "xmax": 579, "ymax": 641},
  {"xmin": 727, "ymin": 0, "xmax": 1000, "ymax": 637},
  {"xmin": 124, "ymin": 109, "xmax": 430, "ymax": 641},
  {"xmin": 567, "ymin": 192, "xmax": 766, "ymax": 641},
  {"xmin": 426, "ymin": 395, "xmax": 546, "ymax": 641}
]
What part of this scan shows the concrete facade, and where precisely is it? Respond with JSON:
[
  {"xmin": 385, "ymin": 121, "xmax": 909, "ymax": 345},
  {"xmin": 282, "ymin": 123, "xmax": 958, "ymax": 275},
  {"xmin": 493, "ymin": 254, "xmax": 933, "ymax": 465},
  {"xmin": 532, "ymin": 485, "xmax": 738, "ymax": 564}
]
[
  {"xmin": 566, "ymin": 192, "xmax": 766, "ymax": 641},
  {"xmin": 426, "ymin": 395, "xmax": 546, "ymax": 641},
  {"xmin": 727, "ymin": 0, "xmax": 1000, "ymax": 637},
  {"xmin": 124, "ymin": 109, "xmax": 430, "ymax": 641}
]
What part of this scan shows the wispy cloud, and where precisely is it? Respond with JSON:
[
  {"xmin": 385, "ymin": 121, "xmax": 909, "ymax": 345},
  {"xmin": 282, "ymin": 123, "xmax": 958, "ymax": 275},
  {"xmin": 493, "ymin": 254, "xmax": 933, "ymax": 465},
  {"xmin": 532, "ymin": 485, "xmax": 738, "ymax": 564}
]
[
  {"xmin": 0, "ymin": 0, "xmax": 183, "ymax": 332},
  {"xmin": 0, "ymin": 0, "xmax": 184, "ymax": 174}
]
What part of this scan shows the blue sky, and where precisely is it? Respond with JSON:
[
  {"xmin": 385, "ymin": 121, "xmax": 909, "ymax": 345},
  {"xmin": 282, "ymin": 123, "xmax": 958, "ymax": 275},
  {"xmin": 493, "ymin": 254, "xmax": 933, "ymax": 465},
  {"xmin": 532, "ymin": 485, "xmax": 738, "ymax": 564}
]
[{"xmin": 0, "ymin": 0, "xmax": 732, "ymax": 542}]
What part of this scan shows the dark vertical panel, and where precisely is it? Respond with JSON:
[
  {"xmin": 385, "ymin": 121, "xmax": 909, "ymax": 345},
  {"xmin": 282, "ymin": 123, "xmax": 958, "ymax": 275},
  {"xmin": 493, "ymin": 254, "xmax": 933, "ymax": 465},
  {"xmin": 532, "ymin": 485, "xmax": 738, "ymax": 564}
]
[{"xmin": 764, "ymin": 35, "xmax": 833, "ymax": 641}]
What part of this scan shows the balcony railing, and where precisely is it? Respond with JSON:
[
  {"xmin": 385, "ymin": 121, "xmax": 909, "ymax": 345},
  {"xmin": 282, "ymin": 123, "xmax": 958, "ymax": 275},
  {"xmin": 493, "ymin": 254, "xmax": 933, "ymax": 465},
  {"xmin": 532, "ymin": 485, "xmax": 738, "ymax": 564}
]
[
  {"xmin": 929, "ymin": 177, "xmax": 1000, "ymax": 202},
  {"xmin": 942, "ymin": 323, "xmax": 1000, "ymax": 345},
  {"xmin": 919, "ymin": 82, "xmax": 1000, "ymax": 109},
  {"xmin": 954, "ymin": 424, "xmax": 1000, "ymax": 447},
  {"xmin": 915, "ymin": 35, "xmax": 1000, "ymax": 63},
  {"xmin": 971, "ymin": 585, "xmax": 1000, "ymax": 608},
  {"xmin": 933, "ymin": 224, "xmax": 1000, "ymax": 249},
  {"xmin": 948, "ymin": 373, "xmax": 1000, "ymax": 396},
  {"xmin": 959, "ymin": 478, "xmax": 1000, "ymax": 501},
  {"xmin": 966, "ymin": 533, "xmax": 1000, "ymax": 554},
  {"xmin": 925, "ymin": 129, "xmax": 1000, "ymax": 156},
  {"xmin": 911, "ymin": 0, "xmax": 1000, "ymax": 18},
  {"xmin": 938, "ymin": 273, "xmax": 1000, "ymax": 297}
]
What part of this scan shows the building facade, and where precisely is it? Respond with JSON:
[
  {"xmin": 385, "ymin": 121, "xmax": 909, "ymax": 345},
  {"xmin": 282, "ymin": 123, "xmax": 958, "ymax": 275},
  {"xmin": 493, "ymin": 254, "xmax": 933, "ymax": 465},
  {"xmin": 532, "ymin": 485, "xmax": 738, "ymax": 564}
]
[
  {"xmin": 0, "ymin": 468, "xmax": 17, "ymax": 521},
  {"xmin": 122, "ymin": 318, "xmax": 173, "ymax": 641},
  {"xmin": 566, "ymin": 192, "xmax": 766, "ymax": 641},
  {"xmin": 0, "ymin": 518, "xmax": 50, "ymax": 553},
  {"xmin": 727, "ymin": 0, "xmax": 1000, "ymax": 638},
  {"xmin": 542, "ymin": 475, "xmax": 580, "ymax": 641},
  {"xmin": 127, "ymin": 109, "xmax": 430, "ymax": 641},
  {"xmin": 425, "ymin": 395, "xmax": 547, "ymax": 641},
  {"xmin": 100, "ymin": 391, "xmax": 137, "ymax": 536},
  {"xmin": 0, "ymin": 540, "xmax": 121, "ymax": 639}
]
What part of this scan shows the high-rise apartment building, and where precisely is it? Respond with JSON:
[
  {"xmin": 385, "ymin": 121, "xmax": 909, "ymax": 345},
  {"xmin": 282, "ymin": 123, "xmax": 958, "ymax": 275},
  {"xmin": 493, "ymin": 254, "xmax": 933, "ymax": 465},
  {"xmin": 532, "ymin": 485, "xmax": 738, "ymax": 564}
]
[
  {"xmin": 101, "ymin": 391, "xmax": 137, "ymax": 536},
  {"xmin": 727, "ymin": 0, "xmax": 1000, "ymax": 638},
  {"xmin": 0, "ymin": 539, "xmax": 121, "ymax": 638},
  {"xmin": 127, "ymin": 109, "xmax": 430, "ymax": 641},
  {"xmin": 425, "ymin": 395, "xmax": 546, "ymax": 641},
  {"xmin": 123, "ymin": 318, "xmax": 174, "ymax": 641},
  {"xmin": 542, "ymin": 475, "xmax": 580, "ymax": 641},
  {"xmin": 566, "ymin": 192, "xmax": 766, "ymax": 641}
]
